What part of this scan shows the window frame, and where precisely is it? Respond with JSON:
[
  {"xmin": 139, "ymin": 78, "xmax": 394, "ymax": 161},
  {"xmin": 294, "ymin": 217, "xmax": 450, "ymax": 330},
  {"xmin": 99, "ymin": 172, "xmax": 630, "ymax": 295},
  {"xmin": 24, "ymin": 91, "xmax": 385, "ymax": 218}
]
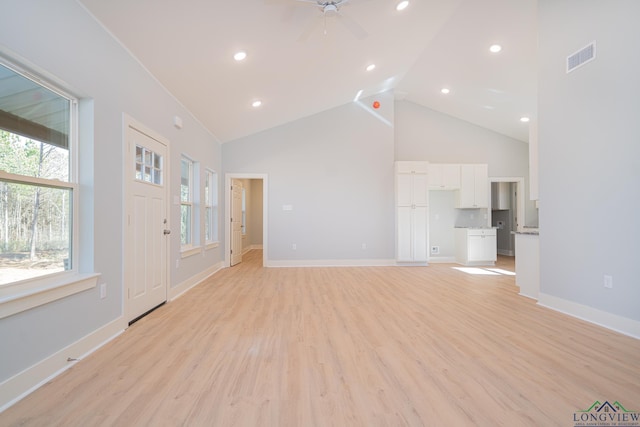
[{"xmin": 0, "ymin": 57, "xmax": 97, "ymax": 319}]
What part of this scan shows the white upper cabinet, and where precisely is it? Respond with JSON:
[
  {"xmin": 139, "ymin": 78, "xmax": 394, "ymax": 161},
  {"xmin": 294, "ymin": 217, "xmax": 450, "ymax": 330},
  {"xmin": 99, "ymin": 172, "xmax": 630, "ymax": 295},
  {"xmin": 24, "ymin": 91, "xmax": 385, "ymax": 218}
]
[
  {"xmin": 456, "ymin": 164, "xmax": 489, "ymax": 208},
  {"xmin": 395, "ymin": 161, "xmax": 429, "ymax": 175},
  {"xmin": 395, "ymin": 162, "xmax": 428, "ymax": 207},
  {"xmin": 428, "ymin": 163, "xmax": 461, "ymax": 190}
]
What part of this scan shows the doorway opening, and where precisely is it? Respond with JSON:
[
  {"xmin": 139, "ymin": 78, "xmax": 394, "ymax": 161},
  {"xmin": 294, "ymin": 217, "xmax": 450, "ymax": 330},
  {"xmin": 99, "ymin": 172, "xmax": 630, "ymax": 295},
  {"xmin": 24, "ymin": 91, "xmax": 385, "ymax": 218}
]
[
  {"xmin": 224, "ymin": 173, "xmax": 268, "ymax": 267},
  {"xmin": 488, "ymin": 177, "xmax": 524, "ymax": 258}
]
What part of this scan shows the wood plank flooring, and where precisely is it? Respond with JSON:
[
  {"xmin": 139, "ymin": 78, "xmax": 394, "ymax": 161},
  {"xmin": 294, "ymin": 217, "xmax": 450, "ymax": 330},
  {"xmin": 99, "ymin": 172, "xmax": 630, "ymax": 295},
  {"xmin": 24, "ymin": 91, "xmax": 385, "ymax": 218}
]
[{"xmin": 2, "ymin": 250, "xmax": 639, "ymax": 426}]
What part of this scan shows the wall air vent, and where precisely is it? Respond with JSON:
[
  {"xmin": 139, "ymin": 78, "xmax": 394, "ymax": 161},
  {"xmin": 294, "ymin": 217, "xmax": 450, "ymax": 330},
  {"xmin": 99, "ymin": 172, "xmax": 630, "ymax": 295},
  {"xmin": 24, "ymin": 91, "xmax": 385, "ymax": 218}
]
[{"xmin": 567, "ymin": 41, "xmax": 596, "ymax": 73}]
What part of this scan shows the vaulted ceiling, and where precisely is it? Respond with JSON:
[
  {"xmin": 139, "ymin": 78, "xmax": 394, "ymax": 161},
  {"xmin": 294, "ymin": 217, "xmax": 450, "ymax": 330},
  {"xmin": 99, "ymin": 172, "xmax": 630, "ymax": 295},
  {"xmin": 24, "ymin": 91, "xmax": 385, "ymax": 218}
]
[{"xmin": 78, "ymin": 0, "xmax": 537, "ymax": 143}]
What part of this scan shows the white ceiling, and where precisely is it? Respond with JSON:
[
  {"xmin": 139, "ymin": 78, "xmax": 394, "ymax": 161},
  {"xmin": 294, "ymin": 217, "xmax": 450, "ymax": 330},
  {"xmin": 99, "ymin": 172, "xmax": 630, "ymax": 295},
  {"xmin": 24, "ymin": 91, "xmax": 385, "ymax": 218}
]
[{"xmin": 78, "ymin": 0, "xmax": 537, "ymax": 143}]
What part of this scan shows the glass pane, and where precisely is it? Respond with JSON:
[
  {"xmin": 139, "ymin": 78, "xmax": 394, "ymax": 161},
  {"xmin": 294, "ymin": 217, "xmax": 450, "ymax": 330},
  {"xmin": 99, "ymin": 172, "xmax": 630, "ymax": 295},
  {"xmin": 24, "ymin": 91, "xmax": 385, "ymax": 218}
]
[
  {"xmin": 144, "ymin": 166, "xmax": 151, "ymax": 182},
  {"xmin": 136, "ymin": 145, "xmax": 143, "ymax": 163},
  {"xmin": 0, "ymin": 131, "xmax": 69, "ymax": 182},
  {"xmin": 0, "ymin": 181, "xmax": 71, "ymax": 285},
  {"xmin": 144, "ymin": 149, "xmax": 152, "ymax": 166},
  {"xmin": 204, "ymin": 173, "xmax": 210, "ymax": 205},
  {"xmin": 180, "ymin": 158, "xmax": 191, "ymax": 202},
  {"xmin": 153, "ymin": 168, "xmax": 162, "ymax": 185},
  {"xmin": 205, "ymin": 206, "xmax": 211, "ymax": 241},
  {"xmin": 212, "ymin": 206, "xmax": 218, "ymax": 242},
  {"xmin": 154, "ymin": 153, "xmax": 162, "ymax": 169},
  {"xmin": 136, "ymin": 163, "xmax": 142, "ymax": 180},
  {"xmin": 0, "ymin": 63, "xmax": 71, "ymax": 174},
  {"xmin": 181, "ymin": 204, "xmax": 191, "ymax": 245}
]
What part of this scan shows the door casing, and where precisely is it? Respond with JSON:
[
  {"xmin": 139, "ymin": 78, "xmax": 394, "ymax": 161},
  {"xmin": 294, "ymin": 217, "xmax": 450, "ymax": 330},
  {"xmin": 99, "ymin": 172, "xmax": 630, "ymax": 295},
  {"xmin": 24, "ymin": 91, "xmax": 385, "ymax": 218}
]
[{"xmin": 224, "ymin": 173, "xmax": 268, "ymax": 267}]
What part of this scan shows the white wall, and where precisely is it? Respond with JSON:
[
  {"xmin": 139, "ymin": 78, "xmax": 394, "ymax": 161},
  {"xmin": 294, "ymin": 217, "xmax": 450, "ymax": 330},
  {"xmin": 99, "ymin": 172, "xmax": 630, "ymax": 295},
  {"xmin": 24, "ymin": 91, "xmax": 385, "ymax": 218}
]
[
  {"xmin": 0, "ymin": 0, "xmax": 222, "ymax": 393},
  {"xmin": 223, "ymin": 92, "xmax": 396, "ymax": 263},
  {"xmin": 395, "ymin": 101, "xmax": 538, "ymax": 227},
  {"xmin": 538, "ymin": 0, "xmax": 640, "ymax": 326}
]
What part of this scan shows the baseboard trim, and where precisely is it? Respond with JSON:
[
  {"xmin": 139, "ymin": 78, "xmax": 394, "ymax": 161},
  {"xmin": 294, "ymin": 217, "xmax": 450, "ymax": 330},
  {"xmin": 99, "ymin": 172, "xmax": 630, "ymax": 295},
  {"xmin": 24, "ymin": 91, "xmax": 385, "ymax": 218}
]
[
  {"xmin": 428, "ymin": 256, "xmax": 456, "ymax": 263},
  {"xmin": 497, "ymin": 249, "xmax": 515, "ymax": 256},
  {"xmin": 169, "ymin": 261, "xmax": 224, "ymax": 301},
  {"xmin": 267, "ymin": 259, "xmax": 396, "ymax": 267},
  {"xmin": 0, "ymin": 317, "xmax": 125, "ymax": 412},
  {"xmin": 538, "ymin": 293, "xmax": 640, "ymax": 340}
]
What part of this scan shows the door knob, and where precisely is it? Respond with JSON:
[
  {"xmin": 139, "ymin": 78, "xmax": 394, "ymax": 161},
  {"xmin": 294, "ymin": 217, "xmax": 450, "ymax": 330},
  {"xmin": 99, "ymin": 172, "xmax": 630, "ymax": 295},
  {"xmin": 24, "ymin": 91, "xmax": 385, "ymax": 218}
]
[{"xmin": 164, "ymin": 229, "xmax": 171, "ymax": 235}]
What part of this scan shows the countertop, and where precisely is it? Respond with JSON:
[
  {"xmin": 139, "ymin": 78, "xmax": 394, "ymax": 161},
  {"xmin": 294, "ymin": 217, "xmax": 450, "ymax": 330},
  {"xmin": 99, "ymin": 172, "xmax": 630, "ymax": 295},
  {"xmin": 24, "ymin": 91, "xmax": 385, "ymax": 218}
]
[
  {"xmin": 512, "ymin": 228, "xmax": 539, "ymax": 235},
  {"xmin": 454, "ymin": 226, "xmax": 498, "ymax": 229}
]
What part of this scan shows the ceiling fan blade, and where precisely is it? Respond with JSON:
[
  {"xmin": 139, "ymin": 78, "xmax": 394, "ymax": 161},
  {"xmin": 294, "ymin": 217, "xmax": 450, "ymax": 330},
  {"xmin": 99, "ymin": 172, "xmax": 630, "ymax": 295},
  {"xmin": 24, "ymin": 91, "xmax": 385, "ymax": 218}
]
[{"xmin": 337, "ymin": 12, "xmax": 368, "ymax": 39}]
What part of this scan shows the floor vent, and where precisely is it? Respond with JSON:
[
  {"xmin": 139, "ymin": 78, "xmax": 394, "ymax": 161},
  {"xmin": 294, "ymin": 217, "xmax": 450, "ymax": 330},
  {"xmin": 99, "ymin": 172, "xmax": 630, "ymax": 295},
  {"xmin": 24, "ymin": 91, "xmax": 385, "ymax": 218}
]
[{"xmin": 567, "ymin": 41, "xmax": 596, "ymax": 73}]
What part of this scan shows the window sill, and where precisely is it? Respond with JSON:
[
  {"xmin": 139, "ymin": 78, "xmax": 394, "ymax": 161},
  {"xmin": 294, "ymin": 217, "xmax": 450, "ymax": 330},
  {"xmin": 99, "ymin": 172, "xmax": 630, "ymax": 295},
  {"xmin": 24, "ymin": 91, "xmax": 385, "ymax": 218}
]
[
  {"xmin": 205, "ymin": 241, "xmax": 219, "ymax": 250},
  {"xmin": 180, "ymin": 245, "xmax": 202, "ymax": 259},
  {"xmin": 0, "ymin": 273, "xmax": 100, "ymax": 319}
]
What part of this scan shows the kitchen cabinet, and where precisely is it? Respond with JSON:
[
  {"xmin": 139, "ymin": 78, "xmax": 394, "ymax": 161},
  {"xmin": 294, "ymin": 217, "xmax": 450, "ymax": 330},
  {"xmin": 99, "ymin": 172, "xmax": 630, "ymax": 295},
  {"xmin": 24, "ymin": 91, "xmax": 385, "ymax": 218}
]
[
  {"xmin": 455, "ymin": 228, "xmax": 497, "ymax": 266},
  {"xmin": 396, "ymin": 161, "xmax": 428, "ymax": 263},
  {"xmin": 456, "ymin": 164, "xmax": 488, "ymax": 208},
  {"xmin": 428, "ymin": 163, "xmax": 460, "ymax": 190}
]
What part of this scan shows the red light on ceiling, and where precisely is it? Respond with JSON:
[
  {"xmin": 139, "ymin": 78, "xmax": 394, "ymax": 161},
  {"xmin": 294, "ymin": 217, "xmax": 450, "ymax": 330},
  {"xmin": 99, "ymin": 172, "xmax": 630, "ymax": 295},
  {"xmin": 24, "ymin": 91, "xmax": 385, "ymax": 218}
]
[{"xmin": 373, "ymin": 101, "xmax": 380, "ymax": 109}]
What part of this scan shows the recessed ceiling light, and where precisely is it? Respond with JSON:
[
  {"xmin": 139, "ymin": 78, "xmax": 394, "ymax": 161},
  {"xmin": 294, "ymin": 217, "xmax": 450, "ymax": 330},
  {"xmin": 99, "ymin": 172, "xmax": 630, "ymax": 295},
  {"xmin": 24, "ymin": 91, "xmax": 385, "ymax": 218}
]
[
  {"xmin": 252, "ymin": 100, "xmax": 262, "ymax": 108},
  {"xmin": 234, "ymin": 51, "xmax": 247, "ymax": 61},
  {"xmin": 489, "ymin": 44, "xmax": 502, "ymax": 53},
  {"xmin": 396, "ymin": 1, "xmax": 409, "ymax": 11},
  {"xmin": 366, "ymin": 64, "xmax": 376, "ymax": 72},
  {"xmin": 440, "ymin": 88, "xmax": 450, "ymax": 94},
  {"xmin": 520, "ymin": 116, "xmax": 530, "ymax": 123}
]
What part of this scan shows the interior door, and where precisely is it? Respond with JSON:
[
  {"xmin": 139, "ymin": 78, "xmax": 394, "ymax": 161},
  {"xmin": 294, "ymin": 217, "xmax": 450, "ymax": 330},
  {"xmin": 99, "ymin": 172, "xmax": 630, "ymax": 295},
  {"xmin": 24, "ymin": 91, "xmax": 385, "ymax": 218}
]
[
  {"xmin": 230, "ymin": 179, "xmax": 243, "ymax": 266},
  {"xmin": 125, "ymin": 126, "xmax": 169, "ymax": 322}
]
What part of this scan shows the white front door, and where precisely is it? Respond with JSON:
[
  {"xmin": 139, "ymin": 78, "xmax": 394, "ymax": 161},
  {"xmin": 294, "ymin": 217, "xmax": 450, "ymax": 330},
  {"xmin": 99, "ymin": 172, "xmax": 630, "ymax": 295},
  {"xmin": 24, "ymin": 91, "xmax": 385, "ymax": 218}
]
[
  {"xmin": 230, "ymin": 179, "xmax": 243, "ymax": 266},
  {"xmin": 125, "ymin": 124, "xmax": 169, "ymax": 322}
]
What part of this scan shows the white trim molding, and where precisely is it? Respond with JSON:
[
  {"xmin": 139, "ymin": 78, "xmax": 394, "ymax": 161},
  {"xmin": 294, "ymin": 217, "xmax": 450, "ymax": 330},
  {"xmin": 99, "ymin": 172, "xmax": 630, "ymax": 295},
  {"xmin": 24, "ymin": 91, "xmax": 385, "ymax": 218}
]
[
  {"xmin": 427, "ymin": 257, "xmax": 456, "ymax": 264},
  {"xmin": 0, "ymin": 317, "xmax": 124, "ymax": 412},
  {"xmin": 538, "ymin": 293, "xmax": 640, "ymax": 340},
  {"xmin": 0, "ymin": 273, "xmax": 99, "ymax": 320}
]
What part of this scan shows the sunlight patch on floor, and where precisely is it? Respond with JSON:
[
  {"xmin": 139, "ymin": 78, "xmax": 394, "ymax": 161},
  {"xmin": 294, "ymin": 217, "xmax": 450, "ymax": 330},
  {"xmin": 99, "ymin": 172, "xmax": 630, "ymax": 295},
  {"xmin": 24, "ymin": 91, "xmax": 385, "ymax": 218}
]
[
  {"xmin": 486, "ymin": 268, "xmax": 516, "ymax": 276},
  {"xmin": 452, "ymin": 267, "xmax": 515, "ymax": 276}
]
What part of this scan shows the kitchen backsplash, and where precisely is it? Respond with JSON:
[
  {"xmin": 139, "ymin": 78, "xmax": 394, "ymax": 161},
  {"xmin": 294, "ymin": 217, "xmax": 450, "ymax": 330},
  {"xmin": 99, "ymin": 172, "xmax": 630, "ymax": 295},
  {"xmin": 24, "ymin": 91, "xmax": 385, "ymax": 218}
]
[{"xmin": 455, "ymin": 208, "xmax": 488, "ymax": 228}]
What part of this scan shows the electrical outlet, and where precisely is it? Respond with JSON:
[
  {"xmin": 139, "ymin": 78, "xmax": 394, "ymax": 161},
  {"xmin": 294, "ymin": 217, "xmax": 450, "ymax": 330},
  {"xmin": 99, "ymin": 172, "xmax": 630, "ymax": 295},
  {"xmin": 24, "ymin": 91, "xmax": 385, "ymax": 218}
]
[
  {"xmin": 292, "ymin": 243, "xmax": 297, "ymax": 250},
  {"xmin": 100, "ymin": 283, "xmax": 107, "ymax": 299},
  {"xmin": 604, "ymin": 275, "xmax": 613, "ymax": 289},
  {"xmin": 361, "ymin": 243, "xmax": 367, "ymax": 250},
  {"xmin": 431, "ymin": 246, "xmax": 440, "ymax": 255}
]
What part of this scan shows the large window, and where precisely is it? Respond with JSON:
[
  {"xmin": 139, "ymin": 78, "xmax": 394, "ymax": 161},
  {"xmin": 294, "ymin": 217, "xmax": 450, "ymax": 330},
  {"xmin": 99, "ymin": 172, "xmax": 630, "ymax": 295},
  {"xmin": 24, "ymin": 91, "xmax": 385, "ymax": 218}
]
[
  {"xmin": 180, "ymin": 156, "xmax": 193, "ymax": 248},
  {"xmin": 204, "ymin": 169, "xmax": 218, "ymax": 245},
  {"xmin": 0, "ymin": 60, "xmax": 76, "ymax": 286}
]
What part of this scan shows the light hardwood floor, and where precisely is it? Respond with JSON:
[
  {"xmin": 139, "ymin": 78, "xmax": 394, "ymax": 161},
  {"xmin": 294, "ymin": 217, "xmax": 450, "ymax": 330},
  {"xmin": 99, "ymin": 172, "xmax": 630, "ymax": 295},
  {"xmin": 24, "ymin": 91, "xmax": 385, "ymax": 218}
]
[{"xmin": 2, "ymin": 251, "xmax": 639, "ymax": 426}]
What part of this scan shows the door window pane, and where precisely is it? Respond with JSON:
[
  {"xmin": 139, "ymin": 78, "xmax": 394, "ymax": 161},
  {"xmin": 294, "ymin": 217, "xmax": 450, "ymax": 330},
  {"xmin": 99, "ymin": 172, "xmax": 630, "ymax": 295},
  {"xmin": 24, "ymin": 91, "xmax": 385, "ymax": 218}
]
[{"xmin": 135, "ymin": 145, "xmax": 163, "ymax": 185}]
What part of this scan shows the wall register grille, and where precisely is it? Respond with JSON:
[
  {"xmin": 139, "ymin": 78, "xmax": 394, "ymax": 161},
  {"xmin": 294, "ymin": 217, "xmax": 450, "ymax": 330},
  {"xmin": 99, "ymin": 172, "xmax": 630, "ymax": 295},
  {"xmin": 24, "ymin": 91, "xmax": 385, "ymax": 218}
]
[{"xmin": 567, "ymin": 41, "xmax": 596, "ymax": 73}]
